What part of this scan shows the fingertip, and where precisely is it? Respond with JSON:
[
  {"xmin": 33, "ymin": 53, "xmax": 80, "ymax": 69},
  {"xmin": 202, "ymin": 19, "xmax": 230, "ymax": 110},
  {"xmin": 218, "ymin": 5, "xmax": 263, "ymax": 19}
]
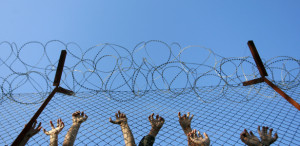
[
  {"xmin": 250, "ymin": 131, "xmax": 254, "ymax": 136},
  {"xmin": 204, "ymin": 132, "xmax": 208, "ymax": 138},
  {"xmin": 38, "ymin": 127, "xmax": 42, "ymax": 131}
]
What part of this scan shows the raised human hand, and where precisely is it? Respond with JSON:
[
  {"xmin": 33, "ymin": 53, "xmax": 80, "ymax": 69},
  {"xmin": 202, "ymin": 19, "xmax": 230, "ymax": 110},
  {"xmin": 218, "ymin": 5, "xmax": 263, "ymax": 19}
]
[
  {"xmin": 43, "ymin": 119, "xmax": 64, "ymax": 135},
  {"xmin": 178, "ymin": 112, "xmax": 193, "ymax": 135},
  {"xmin": 188, "ymin": 129, "xmax": 210, "ymax": 146},
  {"xmin": 72, "ymin": 111, "xmax": 88, "ymax": 124},
  {"xmin": 258, "ymin": 126, "xmax": 278, "ymax": 145},
  {"xmin": 109, "ymin": 111, "xmax": 128, "ymax": 125},
  {"xmin": 149, "ymin": 113, "xmax": 164, "ymax": 130},
  {"xmin": 25, "ymin": 120, "xmax": 42, "ymax": 137},
  {"xmin": 240, "ymin": 129, "xmax": 261, "ymax": 146},
  {"xmin": 148, "ymin": 113, "xmax": 165, "ymax": 137}
]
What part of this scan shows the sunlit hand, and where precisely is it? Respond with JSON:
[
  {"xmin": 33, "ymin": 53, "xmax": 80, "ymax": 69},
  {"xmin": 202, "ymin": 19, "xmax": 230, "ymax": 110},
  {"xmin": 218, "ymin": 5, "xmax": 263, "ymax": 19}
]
[
  {"xmin": 258, "ymin": 126, "xmax": 278, "ymax": 145},
  {"xmin": 149, "ymin": 113, "xmax": 164, "ymax": 130},
  {"xmin": 25, "ymin": 120, "xmax": 42, "ymax": 137},
  {"xmin": 240, "ymin": 129, "xmax": 261, "ymax": 146},
  {"xmin": 109, "ymin": 111, "xmax": 128, "ymax": 125},
  {"xmin": 178, "ymin": 112, "xmax": 193, "ymax": 135},
  {"xmin": 188, "ymin": 129, "xmax": 210, "ymax": 146},
  {"xmin": 72, "ymin": 111, "xmax": 88, "ymax": 124},
  {"xmin": 148, "ymin": 113, "xmax": 165, "ymax": 137},
  {"xmin": 43, "ymin": 119, "xmax": 64, "ymax": 135}
]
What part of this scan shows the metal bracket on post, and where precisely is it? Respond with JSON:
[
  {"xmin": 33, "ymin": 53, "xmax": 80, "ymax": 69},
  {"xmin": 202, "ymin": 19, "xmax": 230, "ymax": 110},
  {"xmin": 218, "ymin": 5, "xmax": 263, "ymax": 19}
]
[
  {"xmin": 12, "ymin": 50, "xmax": 73, "ymax": 146},
  {"xmin": 243, "ymin": 40, "xmax": 300, "ymax": 111}
]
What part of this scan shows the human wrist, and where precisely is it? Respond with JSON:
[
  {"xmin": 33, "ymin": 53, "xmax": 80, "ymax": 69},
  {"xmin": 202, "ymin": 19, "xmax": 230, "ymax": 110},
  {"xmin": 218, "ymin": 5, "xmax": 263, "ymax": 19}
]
[
  {"xmin": 72, "ymin": 122, "xmax": 81, "ymax": 127},
  {"xmin": 149, "ymin": 128, "xmax": 159, "ymax": 137},
  {"xmin": 120, "ymin": 122, "xmax": 128, "ymax": 128},
  {"xmin": 183, "ymin": 127, "xmax": 192, "ymax": 135}
]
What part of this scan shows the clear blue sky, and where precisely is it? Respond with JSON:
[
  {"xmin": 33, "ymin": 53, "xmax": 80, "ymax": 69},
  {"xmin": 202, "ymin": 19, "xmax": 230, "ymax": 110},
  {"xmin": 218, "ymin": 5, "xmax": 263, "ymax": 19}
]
[{"xmin": 1, "ymin": 0, "xmax": 300, "ymax": 58}]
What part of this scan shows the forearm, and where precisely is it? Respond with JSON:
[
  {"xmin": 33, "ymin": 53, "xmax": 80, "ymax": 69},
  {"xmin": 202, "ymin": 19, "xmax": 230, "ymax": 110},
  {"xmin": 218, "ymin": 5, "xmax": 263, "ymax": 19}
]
[
  {"xmin": 182, "ymin": 126, "xmax": 192, "ymax": 136},
  {"xmin": 63, "ymin": 123, "xmax": 81, "ymax": 146},
  {"xmin": 49, "ymin": 135, "xmax": 58, "ymax": 146},
  {"xmin": 121, "ymin": 123, "xmax": 136, "ymax": 146},
  {"xmin": 183, "ymin": 127, "xmax": 192, "ymax": 146},
  {"xmin": 19, "ymin": 135, "xmax": 31, "ymax": 146}
]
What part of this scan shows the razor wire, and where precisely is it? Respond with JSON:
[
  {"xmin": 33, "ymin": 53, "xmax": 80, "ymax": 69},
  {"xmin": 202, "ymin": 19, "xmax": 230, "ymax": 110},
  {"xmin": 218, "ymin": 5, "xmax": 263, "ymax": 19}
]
[
  {"xmin": 0, "ymin": 40, "xmax": 299, "ymax": 145},
  {"xmin": 1, "ymin": 40, "xmax": 299, "ymax": 103}
]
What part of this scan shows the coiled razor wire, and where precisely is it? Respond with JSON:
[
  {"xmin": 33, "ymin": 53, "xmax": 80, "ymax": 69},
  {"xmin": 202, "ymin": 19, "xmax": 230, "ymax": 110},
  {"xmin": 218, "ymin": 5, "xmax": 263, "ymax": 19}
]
[
  {"xmin": 0, "ymin": 40, "xmax": 299, "ymax": 145},
  {"xmin": 1, "ymin": 40, "xmax": 299, "ymax": 103}
]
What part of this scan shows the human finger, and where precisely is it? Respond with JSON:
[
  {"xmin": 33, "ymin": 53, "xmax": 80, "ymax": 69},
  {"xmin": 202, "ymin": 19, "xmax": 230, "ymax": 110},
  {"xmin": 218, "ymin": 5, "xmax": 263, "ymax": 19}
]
[
  {"xmin": 198, "ymin": 130, "xmax": 203, "ymax": 138},
  {"xmin": 33, "ymin": 120, "xmax": 37, "ymax": 128},
  {"xmin": 268, "ymin": 128, "xmax": 273, "ymax": 137},
  {"xmin": 190, "ymin": 114, "xmax": 194, "ymax": 121},
  {"xmin": 43, "ymin": 128, "xmax": 49, "ymax": 135},
  {"xmin": 257, "ymin": 126, "xmax": 261, "ymax": 135},
  {"xmin": 244, "ymin": 129, "xmax": 250, "ymax": 136},
  {"xmin": 50, "ymin": 121, "xmax": 55, "ymax": 129},
  {"xmin": 262, "ymin": 126, "xmax": 265, "ymax": 134},
  {"xmin": 37, "ymin": 122, "xmax": 42, "ymax": 129},
  {"xmin": 151, "ymin": 113, "xmax": 154, "ymax": 120},
  {"xmin": 161, "ymin": 117, "xmax": 165, "ymax": 123},
  {"xmin": 61, "ymin": 121, "xmax": 65, "ymax": 128},
  {"xmin": 250, "ymin": 131, "xmax": 255, "ymax": 136},
  {"xmin": 203, "ymin": 132, "xmax": 209, "ymax": 139},
  {"xmin": 240, "ymin": 131, "xmax": 246, "ymax": 143},
  {"xmin": 56, "ymin": 119, "xmax": 60, "ymax": 127},
  {"xmin": 109, "ymin": 117, "xmax": 117, "ymax": 124},
  {"xmin": 272, "ymin": 133, "xmax": 278, "ymax": 143}
]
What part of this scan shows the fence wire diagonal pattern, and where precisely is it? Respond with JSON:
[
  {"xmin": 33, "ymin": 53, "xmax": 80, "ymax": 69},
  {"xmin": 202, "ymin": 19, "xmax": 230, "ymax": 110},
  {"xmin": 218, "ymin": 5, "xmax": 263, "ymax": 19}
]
[{"xmin": 0, "ymin": 40, "xmax": 299, "ymax": 145}]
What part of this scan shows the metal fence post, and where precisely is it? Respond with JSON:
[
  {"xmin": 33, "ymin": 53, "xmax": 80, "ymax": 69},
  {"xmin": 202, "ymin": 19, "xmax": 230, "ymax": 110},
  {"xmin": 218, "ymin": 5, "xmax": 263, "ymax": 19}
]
[{"xmin": 242, "ymin": 40, "xmax": 300, "ymax": 111}]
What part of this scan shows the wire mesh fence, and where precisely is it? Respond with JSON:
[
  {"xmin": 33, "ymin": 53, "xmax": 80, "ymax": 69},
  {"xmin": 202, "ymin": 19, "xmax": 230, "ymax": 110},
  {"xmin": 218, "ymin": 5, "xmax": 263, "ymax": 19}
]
[{"xmin": 0, "ymin": 40, "xmax": 299, "ymax": 145}]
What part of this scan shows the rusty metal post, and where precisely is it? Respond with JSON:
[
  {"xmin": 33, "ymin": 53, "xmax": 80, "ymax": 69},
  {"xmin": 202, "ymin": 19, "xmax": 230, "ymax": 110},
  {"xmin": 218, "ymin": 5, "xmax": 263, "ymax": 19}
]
[
  {"xmin": 264, "ymin": 78, "xmax": 300, "ymax": 110},
  {"xmin": 12, "ymin": 50, "xmax": 69, "ymax": 146},
  {"xmin": 53, "ymin": 50, "xmax": 67, "ymax": 86},
  {"xmin": 243, "ymin": 40, "xmax": 300, "ymax": 111},
  {"xmin": 242, "ymin": 77, "xmax": 264, "ymax": 86},
  {"xmin": 247, "ymin": 41, "xmax": 268, "ymax": 77}
]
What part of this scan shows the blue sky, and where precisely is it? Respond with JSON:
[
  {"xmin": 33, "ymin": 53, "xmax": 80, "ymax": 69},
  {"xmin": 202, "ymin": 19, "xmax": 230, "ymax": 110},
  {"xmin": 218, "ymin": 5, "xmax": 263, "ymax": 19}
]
[{"xmin": 1, "ymin": 0, "xmax": 300, "ymax": 58}]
